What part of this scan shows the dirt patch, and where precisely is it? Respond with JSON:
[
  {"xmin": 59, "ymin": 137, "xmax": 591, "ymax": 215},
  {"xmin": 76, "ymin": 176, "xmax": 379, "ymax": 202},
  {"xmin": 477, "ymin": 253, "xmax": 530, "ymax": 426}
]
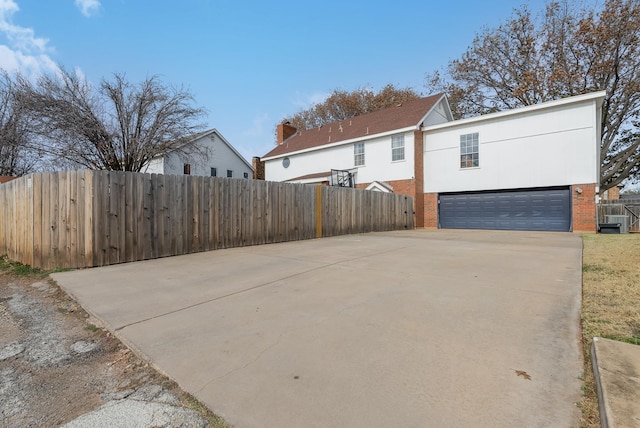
[
  {"xmin": 580, "ymin": 233, "xmax": 640, "ymax": 427},
  {"xmin": 0, "ymin": 267, "xmax": 230, "ymax": 427}
]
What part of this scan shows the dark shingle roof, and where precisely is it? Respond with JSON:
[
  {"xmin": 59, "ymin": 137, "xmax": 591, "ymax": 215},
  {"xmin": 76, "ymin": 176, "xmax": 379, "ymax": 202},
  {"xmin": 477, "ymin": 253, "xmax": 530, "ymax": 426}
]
[
  {"xmin": 263, "ymin": 94, "xmax": 444, "ymax": 158},
  {"xmin": 286, "ymin": 171, "xmax": 332, "ymax": 182}
]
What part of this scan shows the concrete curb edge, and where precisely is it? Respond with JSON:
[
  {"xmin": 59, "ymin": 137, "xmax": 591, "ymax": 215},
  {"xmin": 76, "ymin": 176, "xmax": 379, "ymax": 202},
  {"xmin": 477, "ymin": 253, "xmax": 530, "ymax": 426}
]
[{"xmin": 591, "ymin": 337, "xmax": 610, "ymax": 428}]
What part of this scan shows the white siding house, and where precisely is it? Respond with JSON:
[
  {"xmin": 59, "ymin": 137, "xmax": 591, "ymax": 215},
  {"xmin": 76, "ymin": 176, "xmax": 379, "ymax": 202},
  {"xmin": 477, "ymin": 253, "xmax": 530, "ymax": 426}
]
[
  {"xmin": 421, "ymin": 91, "xmax": 604, "ymax": 232},
  {"xmin": 144, "ymin": 129, "xmax": 253, "ymax": 179},
  {"xmin": 423, "ymin": 92, "xmax": 603, "ymax": 193},
  {"xmin": 263, "ymin": 94, "xmax": 452, "ymax": 187},
  {"xmin": 260, "ymin": 92, "xmax": 605, "ymax": 232},
  {"xmin": 265, "ymin": 130, "xmax": 419, "ymax": 184}
]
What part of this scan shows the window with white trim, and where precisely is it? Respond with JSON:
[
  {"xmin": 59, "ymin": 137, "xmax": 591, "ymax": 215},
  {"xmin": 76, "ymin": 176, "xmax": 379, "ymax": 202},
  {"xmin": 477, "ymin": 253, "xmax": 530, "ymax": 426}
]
[
  {"xmin": 391, "ymin": 135, "xmax": 405, "ymax": 161},
  {"xmin": 354, "ymin": 142, "xmax": 365, "ymax": 166},
  {"xmin": 460, "ymin": 133, "xmax": 479, "ymax": 168}
]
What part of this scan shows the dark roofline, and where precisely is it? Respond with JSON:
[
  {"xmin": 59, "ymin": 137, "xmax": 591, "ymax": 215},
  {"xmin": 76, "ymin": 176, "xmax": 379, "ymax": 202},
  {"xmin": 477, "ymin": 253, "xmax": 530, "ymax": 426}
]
[{"xmin": 262, "ymin": 94, "xmax": 446, "ymax": 159}]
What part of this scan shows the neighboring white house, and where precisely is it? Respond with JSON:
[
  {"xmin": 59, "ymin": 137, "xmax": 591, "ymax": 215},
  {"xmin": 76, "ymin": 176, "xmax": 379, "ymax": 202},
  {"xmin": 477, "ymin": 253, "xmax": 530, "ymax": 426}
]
[
  {"xmin": 261, "ymin": 92, "xmax": 605, "ymax": 232},
  {"xmin": 144, "ymin": 128, "xmax": 253, "ymax": 179}
]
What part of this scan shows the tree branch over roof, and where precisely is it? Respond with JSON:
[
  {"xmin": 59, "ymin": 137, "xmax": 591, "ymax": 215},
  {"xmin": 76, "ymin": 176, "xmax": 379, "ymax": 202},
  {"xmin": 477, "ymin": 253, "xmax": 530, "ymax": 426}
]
[{"xmin": 425, "ymin": 0, "xmax": 640, "ymax": 190}]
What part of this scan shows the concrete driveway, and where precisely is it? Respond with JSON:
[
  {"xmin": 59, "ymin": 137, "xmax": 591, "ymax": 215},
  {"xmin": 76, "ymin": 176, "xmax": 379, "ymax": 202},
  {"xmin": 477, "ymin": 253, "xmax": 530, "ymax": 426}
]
[{"xmin": 53, "ymin": 230, "xmax": 584, "ymax": 427}]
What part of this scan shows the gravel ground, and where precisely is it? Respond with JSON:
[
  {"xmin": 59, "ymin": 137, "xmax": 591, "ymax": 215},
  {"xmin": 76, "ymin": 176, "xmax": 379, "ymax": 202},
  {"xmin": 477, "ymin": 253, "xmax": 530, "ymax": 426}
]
[{"xmin": 0, "ymin": 270, "xmax": 227, "ymax": 427}]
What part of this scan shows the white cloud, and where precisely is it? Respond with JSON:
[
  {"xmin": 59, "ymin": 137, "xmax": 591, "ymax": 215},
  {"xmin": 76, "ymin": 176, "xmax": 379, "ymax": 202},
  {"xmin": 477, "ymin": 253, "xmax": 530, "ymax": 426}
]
[
  {"xmin": 242, "ymin": 112, "xmax": 269, "ymax": 137},
  {"xmin": 0, "ymin": 0, "xmax": 58, "ymax": 77},
  {"xmin": 75, "ymin": 0, "xmax": 100, "ymax": 17},
  {"xmin": 291, "ymin": 90, "xmax": 330, "ymax": 110}
]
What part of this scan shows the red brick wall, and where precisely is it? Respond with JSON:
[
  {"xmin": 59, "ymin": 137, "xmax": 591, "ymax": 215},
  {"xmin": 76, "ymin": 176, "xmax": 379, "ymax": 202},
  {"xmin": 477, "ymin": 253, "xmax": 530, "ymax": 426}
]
[
  {"xmin": 572, "ymin": 183, "xmax": 597, "ymax": 232},
  {"xmin": 252, "ymin": 157, "xmax": 265, "ymax": 180},
  {"xmin": 604, "ymin": 186, "xmax": 620, "ymax": 200},
  {"xmin": 413, "ymin": 130, "xmax": 425, "ymax": 228},
  {"xmin": 389, "ymin": 179, "xmax": 416, "ymax": 197},
  {"xmin": 357, "ymin": 179, "xmax": 415, "ymax": 196},
  {"xmin": 423, "ymin": 193, "xmax": 438, "ymax": 228}
]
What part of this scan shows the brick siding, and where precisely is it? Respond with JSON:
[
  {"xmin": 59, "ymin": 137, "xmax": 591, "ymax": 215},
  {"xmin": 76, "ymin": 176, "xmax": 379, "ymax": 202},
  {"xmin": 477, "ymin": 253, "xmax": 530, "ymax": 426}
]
[
  {"xmin": 423, "ymin": 192, "xmax": 438, "ymax": 228},
  {"xmin": 572, "ymin": 183, "xmax": 597, "ymax": 232},
  {"xmin": 252, "ymin": 157, "xmax": 265, "ymax": 180},
  {"xmin": 604, "ymin": 186, "xmax": 620, "ymax": 200},
  {"xmin": 413, "ymin": 130, "xmax": 425, "ymax": 228}
]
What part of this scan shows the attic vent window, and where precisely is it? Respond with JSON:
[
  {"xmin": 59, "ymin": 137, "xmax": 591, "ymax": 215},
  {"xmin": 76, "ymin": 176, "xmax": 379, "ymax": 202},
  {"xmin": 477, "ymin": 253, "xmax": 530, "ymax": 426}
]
[{"xmin": 282, "ymin": 157, "xmax": 290, "ymax": 168}]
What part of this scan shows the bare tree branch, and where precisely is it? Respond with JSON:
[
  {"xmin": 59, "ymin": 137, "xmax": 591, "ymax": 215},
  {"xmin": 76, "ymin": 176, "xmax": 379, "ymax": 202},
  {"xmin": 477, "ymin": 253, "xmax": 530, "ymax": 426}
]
[
  {"xmin": 425, "ymin": 0, "xmax": 640, "ymax": 190},
  {"xmin": 16, "ymin": 68, "xmax": 207, "ymax": 172},
  {"xmin": 0, "ymin": 71, "xmax": 38, "ymax": 176},
  {"xmin": 282, "ymin": 84, "xmax": 421, "ymax": 132}
]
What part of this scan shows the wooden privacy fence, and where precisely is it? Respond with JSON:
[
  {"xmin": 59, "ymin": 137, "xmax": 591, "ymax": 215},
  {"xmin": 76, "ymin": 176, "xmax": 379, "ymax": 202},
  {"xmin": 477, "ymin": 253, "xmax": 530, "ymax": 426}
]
[
  {"xmin": 0, "ymin": 170, "xmax": 414, "ymax": 269},
  {"xmin": 598, "ymin": 199, "xmax": 640, "ymax": 232}
]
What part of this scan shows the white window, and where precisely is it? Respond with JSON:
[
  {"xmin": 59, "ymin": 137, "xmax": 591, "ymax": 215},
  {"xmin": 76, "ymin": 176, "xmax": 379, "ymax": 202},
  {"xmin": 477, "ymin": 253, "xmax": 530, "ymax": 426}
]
[
  {"xmin": 354, "ymin": 142, "xmax": 365, "ymax": 166},
  {"xmin": 460, "ymin": 133, "xmax": 479, "ymax": 168},
  {"xmin": 391, "ymin": 135, "xmax": 405, "ymax": 161}
]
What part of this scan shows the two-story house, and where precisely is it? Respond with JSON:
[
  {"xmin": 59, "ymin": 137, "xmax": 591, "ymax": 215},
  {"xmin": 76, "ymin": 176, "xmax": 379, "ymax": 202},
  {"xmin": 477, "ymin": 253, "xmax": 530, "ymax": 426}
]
[{"xmin": 261, "ymin": 91, "xmax": 605, "ymax": 232}]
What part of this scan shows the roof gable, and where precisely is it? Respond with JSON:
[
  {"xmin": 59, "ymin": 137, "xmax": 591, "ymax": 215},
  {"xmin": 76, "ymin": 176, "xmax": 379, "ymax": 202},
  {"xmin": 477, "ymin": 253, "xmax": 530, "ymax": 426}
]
[
  {"xmin": 158, "ymin": 128, "xmax": 253, "ymax": 171},
  {"xmin": 422, "ymin": 91, "xmax": 606, "ymax": 132},
  {"xmin": 263, "ymin": 94, "xmax": 446, "ymax": 159}
]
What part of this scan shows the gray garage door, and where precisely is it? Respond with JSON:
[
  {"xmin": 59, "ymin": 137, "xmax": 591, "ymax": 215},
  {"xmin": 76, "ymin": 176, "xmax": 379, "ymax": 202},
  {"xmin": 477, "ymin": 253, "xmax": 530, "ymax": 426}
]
[{"xmin": 439, "ymin": 187, "xmax": 571, "ymax": 232}]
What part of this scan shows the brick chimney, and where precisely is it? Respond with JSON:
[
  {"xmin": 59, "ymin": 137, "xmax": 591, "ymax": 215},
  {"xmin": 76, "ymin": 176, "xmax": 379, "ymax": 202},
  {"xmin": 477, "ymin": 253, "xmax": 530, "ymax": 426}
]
[
  {"xmin": 252, "ymin": 156, "xmax": 265, "ymax": 180},
  {"xmin": 276, "ymin": 121, "xmax": 297, "ymax": 145}
]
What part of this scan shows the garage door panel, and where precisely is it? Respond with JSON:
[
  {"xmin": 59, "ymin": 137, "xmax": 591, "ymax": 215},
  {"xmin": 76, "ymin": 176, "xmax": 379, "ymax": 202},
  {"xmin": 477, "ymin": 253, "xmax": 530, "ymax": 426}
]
[{"xmin": 439, "ymin": 187, "xmax": 571, "ymax": 232}]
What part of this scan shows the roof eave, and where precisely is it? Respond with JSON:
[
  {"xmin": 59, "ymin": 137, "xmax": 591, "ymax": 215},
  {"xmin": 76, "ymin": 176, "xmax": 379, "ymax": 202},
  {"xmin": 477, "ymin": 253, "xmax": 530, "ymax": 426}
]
[
  {"xmin": 421, "ymin": 91, "xmax": 607, "ymax": 132},
  {"xmin": 262, "ymin": 125, "xmax": 419, "ymax": 161}
]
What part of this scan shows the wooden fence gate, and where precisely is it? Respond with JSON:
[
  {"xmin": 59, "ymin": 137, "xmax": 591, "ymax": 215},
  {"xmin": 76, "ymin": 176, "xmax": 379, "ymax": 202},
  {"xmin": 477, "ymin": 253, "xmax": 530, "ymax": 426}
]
[{"xmin": 598, "ymin": 199, "xmax": 640, "ymax": 232}]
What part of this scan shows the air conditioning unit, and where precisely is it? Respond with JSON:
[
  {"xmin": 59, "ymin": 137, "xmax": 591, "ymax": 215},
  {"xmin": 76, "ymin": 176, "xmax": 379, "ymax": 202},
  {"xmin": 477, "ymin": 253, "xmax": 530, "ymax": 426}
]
[{"xmin": 605, "ymin": 215, "xmax": 629, "ymax": 233}]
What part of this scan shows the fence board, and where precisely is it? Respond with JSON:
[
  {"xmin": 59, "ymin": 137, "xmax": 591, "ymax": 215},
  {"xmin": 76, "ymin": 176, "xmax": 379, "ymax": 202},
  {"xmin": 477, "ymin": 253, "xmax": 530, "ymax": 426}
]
[
  {"xmin": 598, "ymin": 201, "xmax": 640, "ymax": 232},
  {"xmin": 142, "ymin": 174, "xmax": 153, "ymax": 261},
  {"xmin": 124, "ymin": 172, "xmax": 134, "ymax": 263},
  {"xmin": 158, "ymin": 174, "xmax": 168, "ymax": 258},
  {"xmin": 0, "ymin": 170, "xmax": 414, "ymax": 269}
]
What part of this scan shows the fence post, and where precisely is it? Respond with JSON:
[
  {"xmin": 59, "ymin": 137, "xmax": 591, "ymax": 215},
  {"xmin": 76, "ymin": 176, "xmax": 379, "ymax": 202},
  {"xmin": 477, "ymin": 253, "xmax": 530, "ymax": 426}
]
[{"xmin": 315, "ymin": 185, "xmax": 323, "ymax": 238}]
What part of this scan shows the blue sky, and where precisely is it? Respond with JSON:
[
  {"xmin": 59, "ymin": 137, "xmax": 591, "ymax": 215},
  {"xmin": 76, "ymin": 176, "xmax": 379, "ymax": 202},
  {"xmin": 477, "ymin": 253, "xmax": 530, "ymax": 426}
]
[{"xmin": 0, "ymin": 0, "xmax": 548, "ymax": 164}]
